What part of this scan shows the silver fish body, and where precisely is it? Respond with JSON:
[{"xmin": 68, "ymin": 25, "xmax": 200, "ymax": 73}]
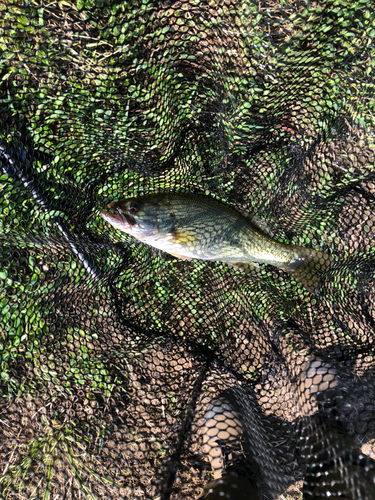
[{"xmin": 101, "ymin": 193, "xmax": 330, "ymax": 293}]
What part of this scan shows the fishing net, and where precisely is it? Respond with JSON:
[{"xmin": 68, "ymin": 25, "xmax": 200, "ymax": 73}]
[{"xmin": 1, "ymin": 1, "xmax": 375, "ymax": 498}]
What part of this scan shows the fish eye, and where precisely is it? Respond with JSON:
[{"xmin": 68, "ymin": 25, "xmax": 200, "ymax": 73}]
[{"xmin": 128, "ymin": 204, "xmax": 139, "ymax": 214}]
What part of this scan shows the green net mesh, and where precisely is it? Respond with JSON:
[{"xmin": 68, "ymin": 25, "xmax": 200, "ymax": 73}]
[{"xmin": 1, "ymin": 1, "xmax": 375, "ymax": 498}]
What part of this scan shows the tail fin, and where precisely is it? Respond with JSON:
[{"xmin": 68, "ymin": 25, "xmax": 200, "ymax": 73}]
[{"xmin": 285, "ymin": 249, "xmax": 332, "ymax": 294}]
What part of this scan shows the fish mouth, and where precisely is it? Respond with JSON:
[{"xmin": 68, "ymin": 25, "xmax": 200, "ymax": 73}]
[{"xmin": 101, "ymin": 204, "xmax": 135, "ymax": 228}]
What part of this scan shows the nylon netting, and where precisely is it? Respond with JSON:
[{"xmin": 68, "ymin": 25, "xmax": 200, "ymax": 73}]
[{"xmin": 1, "ymin": 1, "xmax": 375, "ymax": 499}]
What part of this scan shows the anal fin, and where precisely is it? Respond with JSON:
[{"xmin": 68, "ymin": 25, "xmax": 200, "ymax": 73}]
[{"xmin": 224, "ymin": 261, "xmax": 261, "ymax": 274}]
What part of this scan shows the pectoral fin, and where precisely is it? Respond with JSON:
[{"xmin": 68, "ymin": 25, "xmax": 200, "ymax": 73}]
[{"xmin": 170, "ymin": 228, "xmax": 197, "ymax": 246}]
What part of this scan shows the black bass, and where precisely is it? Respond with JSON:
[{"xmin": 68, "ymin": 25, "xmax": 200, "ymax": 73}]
[{"xmin": 101, "ymin": 193, "xmax": 330, "ymax": 293}]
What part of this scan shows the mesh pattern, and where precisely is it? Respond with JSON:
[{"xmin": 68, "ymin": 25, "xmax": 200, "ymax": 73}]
[{"xmin": 1, "ymin": 1, "xmax": 375, "ymax": 499}]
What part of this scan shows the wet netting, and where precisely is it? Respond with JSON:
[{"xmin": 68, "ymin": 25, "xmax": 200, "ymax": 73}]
[{"xmin": 1, "ymin": 1, "xmax": 375, "ymax": 499}]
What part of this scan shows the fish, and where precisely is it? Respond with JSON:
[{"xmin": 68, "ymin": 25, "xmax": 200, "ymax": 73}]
[{"xmin": 100, "ymin": 193, "xmax": 331, "ymax": 293}]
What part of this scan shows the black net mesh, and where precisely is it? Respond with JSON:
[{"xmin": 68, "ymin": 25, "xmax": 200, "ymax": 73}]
[{"xmin": 1, "ymin": 1, "xmax": 375, "ymax": 499}]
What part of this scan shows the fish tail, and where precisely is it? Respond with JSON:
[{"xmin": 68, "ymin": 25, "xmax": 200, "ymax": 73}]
[{"xmin": 285, "ymin": 248, "xmax": 332, "ymax": 294}]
